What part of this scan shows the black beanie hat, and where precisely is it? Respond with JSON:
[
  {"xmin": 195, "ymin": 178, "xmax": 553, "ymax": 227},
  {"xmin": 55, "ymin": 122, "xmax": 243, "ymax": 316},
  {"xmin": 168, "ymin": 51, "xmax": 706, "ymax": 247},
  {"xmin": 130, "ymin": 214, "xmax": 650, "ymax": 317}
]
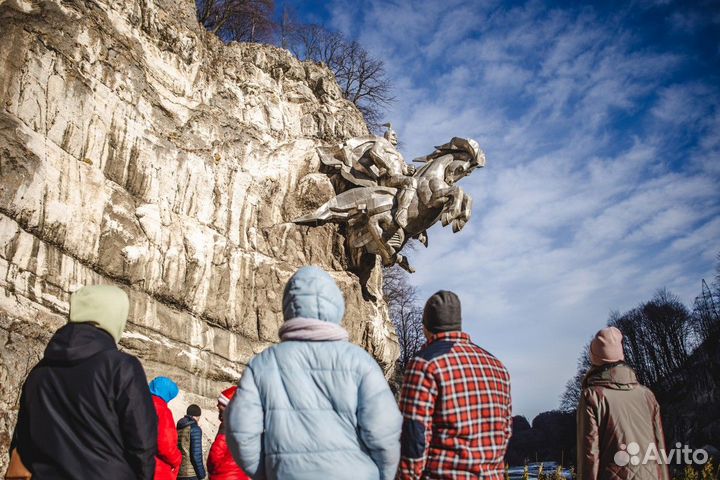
[
  {"xmin": 187, "ymin": 404, "xmax": 201, "ymax": 417},
  {"xmin": 423, "ymin": 290, "xmax": 462, "ymax": 333}
]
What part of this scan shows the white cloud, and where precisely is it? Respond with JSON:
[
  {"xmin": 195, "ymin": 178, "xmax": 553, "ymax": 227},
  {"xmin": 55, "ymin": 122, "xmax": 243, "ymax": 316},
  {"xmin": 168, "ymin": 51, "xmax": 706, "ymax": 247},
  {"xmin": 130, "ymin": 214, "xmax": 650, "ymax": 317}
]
[
  {"xmin": 316, "ymin": 0, "xmax": 720, "ymax": 420},
  {"xmin": 651, "ymin": 83, "xmax": 715, "ymax": 125}
]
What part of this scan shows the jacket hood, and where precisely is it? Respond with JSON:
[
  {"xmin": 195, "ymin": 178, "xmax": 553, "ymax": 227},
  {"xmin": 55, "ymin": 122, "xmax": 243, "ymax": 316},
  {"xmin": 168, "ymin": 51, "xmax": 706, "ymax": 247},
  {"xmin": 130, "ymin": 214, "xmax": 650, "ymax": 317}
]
[
  {"xmin": 282, "ymin": 266, "xmax": 345, "ymax": 324},
  {"xmin": 584, "ymin": 362, "xmax": 639, "ymax": 390},
  {"xmin": 69, "ymin": 284, "xmax": 129, "ymax": 343},
  {"xmin": 177, "ymin": 415, "xmax": 197, "ymax": 429},
  {"xmin": 149, "ymin": 376, "xmax": 179, "ymax": 403},
  {"xmin": 43, "ymin": 323, "xmax": 117, "ymax": 364}
]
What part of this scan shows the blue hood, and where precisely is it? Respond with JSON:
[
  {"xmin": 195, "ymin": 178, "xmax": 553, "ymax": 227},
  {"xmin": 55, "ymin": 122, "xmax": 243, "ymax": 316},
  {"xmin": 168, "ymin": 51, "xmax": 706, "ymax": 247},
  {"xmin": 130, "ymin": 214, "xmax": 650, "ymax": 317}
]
[
  {"xmin": 149, "ymin": 376, "xmax": 179, "ymax": 403},
  {"xmin": 282, "ymin": 266, "xmax": 345, "ymax": 324}
]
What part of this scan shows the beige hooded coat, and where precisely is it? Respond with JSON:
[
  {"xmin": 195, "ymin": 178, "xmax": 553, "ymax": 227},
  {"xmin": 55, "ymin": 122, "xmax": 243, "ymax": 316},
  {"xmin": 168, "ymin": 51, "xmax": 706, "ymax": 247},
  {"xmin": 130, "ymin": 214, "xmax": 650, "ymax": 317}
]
[{"xmin": 577, "ymin": 363, "xmax": 670, "ymax": 480}]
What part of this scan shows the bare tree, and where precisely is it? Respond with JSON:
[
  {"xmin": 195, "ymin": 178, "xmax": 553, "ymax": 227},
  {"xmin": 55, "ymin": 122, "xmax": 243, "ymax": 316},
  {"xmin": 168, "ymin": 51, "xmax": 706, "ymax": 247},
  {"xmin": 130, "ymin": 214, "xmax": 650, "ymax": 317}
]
[
  {"xmin": 561, "ymin": 255, "xmax": 720, "ymax": 429},
  {"xmin": 609, "ymin": 289, "xmax": 693, "ymax": 389},
  {"xmin": 196, "ymin": 0, "xmax": 275, "ymax": 43},
  {"xmin": 290, "ymin": 24, "xmax": 394, "ymax": 130},
  {"xmin": 562, "ymin": 288, "xmax": 696, "ymax": 410},
  {"xmin": 276, "ymin": 6, "xmax": 299, "ymax": 50},
  {"xmin": 383, "ymin": 266, "xmax": 425, "ymax": 376}
]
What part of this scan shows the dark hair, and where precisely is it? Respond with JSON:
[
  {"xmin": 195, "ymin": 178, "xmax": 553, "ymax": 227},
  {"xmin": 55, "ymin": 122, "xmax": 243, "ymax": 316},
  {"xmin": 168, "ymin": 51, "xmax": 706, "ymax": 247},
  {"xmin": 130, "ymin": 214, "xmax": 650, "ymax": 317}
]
[{"xmin": 186, "ymin": 404, "xmax": 201, "ymax": 417}]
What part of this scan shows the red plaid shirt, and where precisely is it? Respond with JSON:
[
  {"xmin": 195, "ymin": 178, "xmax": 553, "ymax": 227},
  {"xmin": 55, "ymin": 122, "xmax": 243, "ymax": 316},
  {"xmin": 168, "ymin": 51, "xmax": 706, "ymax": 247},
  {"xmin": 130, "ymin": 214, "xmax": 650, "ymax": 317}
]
[{"xmin": 397, "ymin": 331, "xmax": 512, "ymax": 479}]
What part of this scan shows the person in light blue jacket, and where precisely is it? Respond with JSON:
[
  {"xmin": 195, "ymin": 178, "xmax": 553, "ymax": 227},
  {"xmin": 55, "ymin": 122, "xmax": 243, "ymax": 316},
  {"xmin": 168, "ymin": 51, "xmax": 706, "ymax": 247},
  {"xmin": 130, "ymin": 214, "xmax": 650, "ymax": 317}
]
[{"xmin": 225, "ymin": 266, "xmax": 402, "ymax": 480}]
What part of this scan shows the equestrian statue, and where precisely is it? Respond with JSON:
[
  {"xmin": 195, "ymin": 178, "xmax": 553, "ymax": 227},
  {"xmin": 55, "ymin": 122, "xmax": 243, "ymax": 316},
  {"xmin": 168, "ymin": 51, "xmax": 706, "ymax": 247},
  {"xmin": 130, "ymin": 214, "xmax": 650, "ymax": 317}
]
[{"xmin": 294, "ymin": 124, "xmax": 485, "ymax": 273}]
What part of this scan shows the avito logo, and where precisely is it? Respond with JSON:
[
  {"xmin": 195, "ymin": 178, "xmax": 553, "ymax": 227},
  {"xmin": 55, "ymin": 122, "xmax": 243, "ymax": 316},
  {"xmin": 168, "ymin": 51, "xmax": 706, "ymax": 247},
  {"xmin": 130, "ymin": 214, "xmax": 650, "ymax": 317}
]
[{"xmin": 614, "ymin": 442, "xmax": 708, "ymax": 466}]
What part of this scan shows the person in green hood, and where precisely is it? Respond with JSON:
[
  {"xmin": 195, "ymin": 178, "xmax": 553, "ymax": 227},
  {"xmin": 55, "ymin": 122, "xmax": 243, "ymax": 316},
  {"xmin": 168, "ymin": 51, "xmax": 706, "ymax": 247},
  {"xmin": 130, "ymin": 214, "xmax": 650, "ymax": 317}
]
[
  {"xmin": 10, "ymin": 284, "xmax": 158, "ymax": 480},
  {"xmin": 577, "ymin": 326, "xmax": 670, "ymax": 480}
]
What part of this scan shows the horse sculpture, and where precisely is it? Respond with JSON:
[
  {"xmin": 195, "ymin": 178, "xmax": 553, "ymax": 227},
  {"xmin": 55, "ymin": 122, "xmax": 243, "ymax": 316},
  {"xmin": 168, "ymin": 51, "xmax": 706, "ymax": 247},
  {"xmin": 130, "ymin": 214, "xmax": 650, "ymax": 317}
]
[{"xmin": 294, "ymin": 131, "xmax": 485, "ymax": 273}]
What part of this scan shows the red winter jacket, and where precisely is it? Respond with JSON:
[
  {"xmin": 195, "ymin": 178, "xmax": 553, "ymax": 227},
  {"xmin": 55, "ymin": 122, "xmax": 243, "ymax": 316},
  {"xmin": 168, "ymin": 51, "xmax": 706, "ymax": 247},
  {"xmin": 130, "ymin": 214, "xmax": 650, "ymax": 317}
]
[
  {"xmin": 153, "ymin": 395, "xmax": 182, "ymax": 480},
  {"xmin": 208, "ymin": 427, "xmax": 250, "ymax": 480}
]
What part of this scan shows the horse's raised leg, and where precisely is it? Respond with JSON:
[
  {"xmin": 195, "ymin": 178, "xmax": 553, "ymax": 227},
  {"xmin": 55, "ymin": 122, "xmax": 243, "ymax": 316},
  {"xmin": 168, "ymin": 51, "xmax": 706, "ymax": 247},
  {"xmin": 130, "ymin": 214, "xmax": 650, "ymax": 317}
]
[
  {"xmin": 441, "ymin": 187, "xmax": 462, "ymax": 226},
  {"xmin": 452, "ymin": 187, "xmax": 464, "ymax": 215},
  {"xmin": 462, "ymin": 194, "xmax": 473, "ymax": 222},
  {"xmin": 451, "ymin": 190, "xmax": 472, "ymax": 232},
  {"xmin": 428, "ymin": 186, "xmax": 457, "ymax": 208},
  {"xmin": 424, "ymin": 184, "xmax": 460, "ymax": 226}
]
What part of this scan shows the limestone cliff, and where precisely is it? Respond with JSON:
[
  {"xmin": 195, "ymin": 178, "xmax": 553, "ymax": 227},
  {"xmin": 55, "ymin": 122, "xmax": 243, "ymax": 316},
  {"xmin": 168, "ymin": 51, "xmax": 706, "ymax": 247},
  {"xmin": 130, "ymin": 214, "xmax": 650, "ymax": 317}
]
[{"xmin": 0, "ymin": 0, "xmax": 398, "ymax": 460}]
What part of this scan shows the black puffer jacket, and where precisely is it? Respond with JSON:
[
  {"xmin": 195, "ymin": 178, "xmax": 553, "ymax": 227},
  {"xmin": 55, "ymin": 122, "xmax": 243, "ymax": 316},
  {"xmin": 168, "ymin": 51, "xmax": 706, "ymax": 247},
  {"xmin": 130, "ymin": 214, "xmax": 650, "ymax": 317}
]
[
  {"xmin": 11, "ymin": 323, "xmax": 158, "ymax": 479},
  {"xmin": 177, "ymin": 415, "xmax": 206, "ymax": 479}
]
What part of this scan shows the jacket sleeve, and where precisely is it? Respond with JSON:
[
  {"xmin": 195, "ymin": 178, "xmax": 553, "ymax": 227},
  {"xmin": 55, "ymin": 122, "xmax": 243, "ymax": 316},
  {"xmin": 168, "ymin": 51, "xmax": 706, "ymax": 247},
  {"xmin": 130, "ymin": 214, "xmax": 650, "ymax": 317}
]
[
  {"xmin": 157, "ymin": 401, "xmax": 182, "ymax": 474},
  {"xmin": 356, "ymin": 359, "xmax": 402, "ymax": 480},
  {"xmin": 13, "ymin": 367, "xmax": 44, "ymax": 470},
  {"xmin": 397, "ymin": 357, "xmax": 437, "ymax": 480},
  {"xmin": 190, "ymin": 423, "xmax": 207, "ymax": 479},
  {"xmin": 11, "ymin": 386, "xmax": 25, "ymax": 452},
  {"xmin": 225, "ymin": 365, "xmax": 265, "ymax": 480},
  {"xmin": 577, "ymin": 389, "xmax": 600, "ymax": 480},
  {"xmin": 650, "ymin": 393, "xmax": 671, "ymax": 480},
  {"xmin": 116, "ymin": 357, "xmax": 158, "ymax": 480}
]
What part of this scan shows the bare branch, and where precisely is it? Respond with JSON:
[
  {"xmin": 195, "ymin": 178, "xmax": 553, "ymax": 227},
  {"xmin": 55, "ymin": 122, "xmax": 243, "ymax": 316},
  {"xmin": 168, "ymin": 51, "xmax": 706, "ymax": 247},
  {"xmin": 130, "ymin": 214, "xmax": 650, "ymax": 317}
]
[
  {"xmin": 289, "ymin": 24, "xmax": 394, "ymax": 130},
  {"xmin": 383, "ymin": 266, "xmax": 425, "ymax": 376},
  {"xmin": 196, "ymin": 0, "xmax": 276, "ymax": 43}
]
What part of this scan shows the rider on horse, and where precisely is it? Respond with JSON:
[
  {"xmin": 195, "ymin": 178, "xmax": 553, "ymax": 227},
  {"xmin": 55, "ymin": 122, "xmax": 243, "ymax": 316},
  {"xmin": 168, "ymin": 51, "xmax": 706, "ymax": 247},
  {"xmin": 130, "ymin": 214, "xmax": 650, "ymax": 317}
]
[
  {"xmin": 327, "ymin": 123, "xmax": 417, "ymax": 228},
  {"xmin": 368, "ymin": 124, "xmax": 417, "ymax": 228}
]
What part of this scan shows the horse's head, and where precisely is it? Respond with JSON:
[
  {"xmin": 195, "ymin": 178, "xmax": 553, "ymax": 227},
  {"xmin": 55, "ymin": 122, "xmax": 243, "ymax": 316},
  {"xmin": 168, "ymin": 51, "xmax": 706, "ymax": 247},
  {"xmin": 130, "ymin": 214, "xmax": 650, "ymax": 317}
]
[{"xmin": 413, "ymin": 137, "xmax": 485, "ymax": 184}]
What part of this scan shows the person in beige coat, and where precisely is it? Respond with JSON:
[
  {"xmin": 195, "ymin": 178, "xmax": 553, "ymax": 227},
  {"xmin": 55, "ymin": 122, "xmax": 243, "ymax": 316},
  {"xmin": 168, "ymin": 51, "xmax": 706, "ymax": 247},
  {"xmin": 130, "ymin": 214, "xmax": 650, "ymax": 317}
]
[{"xmin": 577, "ymin": 327, "xmax": 670, "ymax": 480}]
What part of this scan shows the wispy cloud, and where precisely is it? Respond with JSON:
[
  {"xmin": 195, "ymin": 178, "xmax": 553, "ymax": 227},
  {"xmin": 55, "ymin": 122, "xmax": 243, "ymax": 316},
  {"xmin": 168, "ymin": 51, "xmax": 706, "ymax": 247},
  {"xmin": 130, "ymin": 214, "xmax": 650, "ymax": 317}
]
[{"xmin": 296, "ymin": 0, "xmax": 720, "ymax": 418}]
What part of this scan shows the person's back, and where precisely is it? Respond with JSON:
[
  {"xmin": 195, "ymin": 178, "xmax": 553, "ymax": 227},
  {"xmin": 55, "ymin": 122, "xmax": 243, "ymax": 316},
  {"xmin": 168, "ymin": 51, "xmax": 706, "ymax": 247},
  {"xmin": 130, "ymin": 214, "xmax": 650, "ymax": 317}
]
[
  {"xmin": 177, "ymin": 405, "xmax": 206, "ymax": 480},
  {"xmin": 239, "ymin": 340, "xmax": 398, "ymax": 479},
  {"xmin": 150, "ymin": 376, "xmax": 183, "ymax": 480},
  {"xmin": 577, "ymin": 327, "xmax": 669, "ymax": 480},
  {"xmin": 398, "ymin": 290, "xmax": 512, "ymax": 480},
  {"xmin": 208, "ymin": 387, "xmax": 250, "ymax": 480},
  {"xmin": 225, "ymin": 266, "xmax": 402, "ymax": 480},
  {"xmin": 207, "ymin": 428, "xmax": 249, "ymax": 480},
  {"xmin": 11, "ymin": 285, "xmax": 157, "ymax": 480}
]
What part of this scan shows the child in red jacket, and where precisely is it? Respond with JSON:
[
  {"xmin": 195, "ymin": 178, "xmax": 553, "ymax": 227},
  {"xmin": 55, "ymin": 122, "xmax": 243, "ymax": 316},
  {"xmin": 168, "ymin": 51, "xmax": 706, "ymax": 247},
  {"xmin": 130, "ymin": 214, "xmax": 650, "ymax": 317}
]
[
  {"xmin": 149, "ymin": 376, "xmax": 182, "ymax": 480},
  {"xmin": 207, "ymin": 387, "xmax": 249, "ymax": 480}
]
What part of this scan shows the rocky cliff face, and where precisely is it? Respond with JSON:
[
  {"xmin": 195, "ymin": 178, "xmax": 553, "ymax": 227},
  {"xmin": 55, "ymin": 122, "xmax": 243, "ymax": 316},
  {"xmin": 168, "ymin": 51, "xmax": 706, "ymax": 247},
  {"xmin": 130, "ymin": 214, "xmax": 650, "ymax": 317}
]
[{"xmin": 0, "ymin": 0, "xmax": 398, "ymax": 461}]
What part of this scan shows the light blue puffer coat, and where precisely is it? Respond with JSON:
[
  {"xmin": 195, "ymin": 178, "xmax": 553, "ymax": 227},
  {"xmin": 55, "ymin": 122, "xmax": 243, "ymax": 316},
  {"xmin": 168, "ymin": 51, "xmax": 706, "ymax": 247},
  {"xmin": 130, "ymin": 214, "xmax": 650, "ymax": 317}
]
[{"xmin": 225, "ymin": 266, "xmax": 402, "ymax": 480}]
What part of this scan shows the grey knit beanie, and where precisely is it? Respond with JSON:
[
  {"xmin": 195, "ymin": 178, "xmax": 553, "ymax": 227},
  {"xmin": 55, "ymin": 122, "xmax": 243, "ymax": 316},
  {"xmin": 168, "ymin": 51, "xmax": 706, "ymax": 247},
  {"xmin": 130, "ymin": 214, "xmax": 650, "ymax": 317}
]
[{"xmin": 422, "ymin": 290, "xmax": 462, "ymax": 333}]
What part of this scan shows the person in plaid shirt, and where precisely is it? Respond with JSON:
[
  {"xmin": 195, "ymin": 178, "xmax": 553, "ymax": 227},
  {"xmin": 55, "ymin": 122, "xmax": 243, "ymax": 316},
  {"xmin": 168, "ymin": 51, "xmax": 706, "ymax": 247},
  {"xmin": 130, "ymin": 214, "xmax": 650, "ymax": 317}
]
[{"xmin": 397, "ymin": 290, "xmax": 512, "ymax": 479}]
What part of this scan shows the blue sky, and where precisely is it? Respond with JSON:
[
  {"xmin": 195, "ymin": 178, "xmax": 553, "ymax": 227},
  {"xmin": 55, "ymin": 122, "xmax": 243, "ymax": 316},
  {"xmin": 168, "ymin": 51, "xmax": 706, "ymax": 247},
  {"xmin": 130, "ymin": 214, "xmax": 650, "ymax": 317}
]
[{"xmin": 285, "ymin": 0, "xmax": 720, "ymax": 419}]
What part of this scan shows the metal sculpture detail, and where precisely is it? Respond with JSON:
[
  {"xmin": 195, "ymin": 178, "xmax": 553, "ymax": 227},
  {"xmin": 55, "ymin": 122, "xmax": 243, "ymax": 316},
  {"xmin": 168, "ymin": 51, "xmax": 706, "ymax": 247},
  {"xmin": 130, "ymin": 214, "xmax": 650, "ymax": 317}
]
[{"xmin": 294, "ymin": 125, "xmax": 485, "ymax": 272}]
